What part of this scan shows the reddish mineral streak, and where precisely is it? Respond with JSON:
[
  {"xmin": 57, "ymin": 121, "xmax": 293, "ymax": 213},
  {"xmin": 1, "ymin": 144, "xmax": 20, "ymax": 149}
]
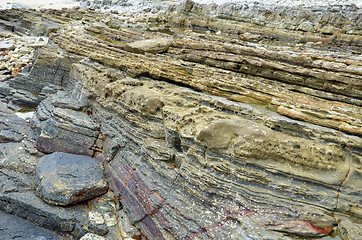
[
  {"xmin": 307, "ymin": 222, "xmax": 332, "ymax": 235},
  {"xmin": 110, "ymin": 160, "xmax": 333, "ymax": 239}
]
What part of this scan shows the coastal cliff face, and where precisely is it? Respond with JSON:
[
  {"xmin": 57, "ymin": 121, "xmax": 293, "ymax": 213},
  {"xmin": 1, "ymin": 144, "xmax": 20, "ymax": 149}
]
[{"xmin": 0, "ymin": 1, "xmax": 361, "ymax": 239}]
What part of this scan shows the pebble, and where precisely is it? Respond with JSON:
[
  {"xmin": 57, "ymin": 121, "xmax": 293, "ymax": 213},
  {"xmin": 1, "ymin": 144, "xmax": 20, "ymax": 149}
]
[
  {"xmin": 0, "ymin": 43, "xmax": 14, "ymax": 50},
  {"xmin": 0, "ymin": 36, "xmax": 37, "ymax": 78},
  {"xmin": 192, "ymin": 0, "xmax": 362, "ymax": 7}
]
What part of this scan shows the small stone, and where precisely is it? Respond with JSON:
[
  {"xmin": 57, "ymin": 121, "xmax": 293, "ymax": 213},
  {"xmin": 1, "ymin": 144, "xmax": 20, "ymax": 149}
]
[
  {"xmin": 320, "ymin": 25, "xmax": 338, "ymax": 34},
  {"xmin": 80, "ymin": 233, "xmax": 106, "ymax": 240},
  {"xmin": 85, "ymin": 211, "xmax": 109, "ymax": 236},
  {"xmin": 118, "ymin": 210, "xmax": 140, "ymax": 238},
  {"xmin": 35, "ymin": 152, "xmax": 109, "ymax": 206},
  {"xmin": 297, "ymin": 21, "xmax": 314, "ymax": 32},
  {"xmin": 0, "ymin": 42, "xmax": 14, "ymax": 50},
  {"xmin": 239, "ymin": 32, "xmax": 262, "ymax": 41},
  {"xmin": 19, "ymin": 47, "xmax": 29, "ymax": 55}
]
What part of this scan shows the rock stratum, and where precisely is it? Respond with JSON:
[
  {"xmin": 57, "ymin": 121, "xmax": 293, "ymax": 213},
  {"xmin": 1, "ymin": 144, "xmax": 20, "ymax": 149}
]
[{"xmin": 0, "ymin": 0, "xmax": 361, "ymax": 239}]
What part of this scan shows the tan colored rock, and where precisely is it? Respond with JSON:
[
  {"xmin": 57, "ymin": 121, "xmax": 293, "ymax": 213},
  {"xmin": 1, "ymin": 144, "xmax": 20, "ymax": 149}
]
[
  {"xmin": 4, "ymin": 6, "xmax": 360, "ymax": 240},
  {"xmin": 320, "ymin": 25, "xmax": 339, "ymax": 35},
  {"xmin": 338, "ymin": 219, "xmax": 362, "ymax": 240},
  {"xmin": 239, "ymin": 32, "xmax": 262, "ymax": 41},
  {"xmin": 125, "ymin": 38, "xmax": 173, "ymax": 54},
  {"xmin": 51, "ymin": 30, "xmax": 362, "ymax": 137}
]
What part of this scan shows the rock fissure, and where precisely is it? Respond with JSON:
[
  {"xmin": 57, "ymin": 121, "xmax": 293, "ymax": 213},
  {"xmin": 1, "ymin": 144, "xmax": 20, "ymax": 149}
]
[
  {"xmin": 333, "ymin": 153, "xmax": 353, "ymax": 216},
  {"xmin": 0, "ymin": 1, "xmax": 361, "ymax": 239}
]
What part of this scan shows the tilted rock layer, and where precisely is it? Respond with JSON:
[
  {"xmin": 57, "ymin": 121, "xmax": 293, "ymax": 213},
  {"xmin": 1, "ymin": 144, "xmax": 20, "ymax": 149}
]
[{"xmin": 0, "ymin": 1, "xmax": 361, "ymax": 239}]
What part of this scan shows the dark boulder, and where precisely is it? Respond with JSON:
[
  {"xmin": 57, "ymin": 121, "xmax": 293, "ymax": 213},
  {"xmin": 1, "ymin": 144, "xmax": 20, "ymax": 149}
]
[
  {"xmin": 11, "ymin": 89, "xmax": 39, "ymax": 108},
  {"xmin": 35, "ymin": 152, "xmax": 108, "ymax": 206}
]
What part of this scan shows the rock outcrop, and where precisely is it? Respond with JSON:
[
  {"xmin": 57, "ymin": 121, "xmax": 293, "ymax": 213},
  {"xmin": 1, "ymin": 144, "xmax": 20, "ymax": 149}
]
[
  {"xmin": 32, "ymin": 91, "xmax": 100, "ymax": 156},
  {"xmin": 0, "ymin": 1, "xmax": 361, "ymax": 239}
]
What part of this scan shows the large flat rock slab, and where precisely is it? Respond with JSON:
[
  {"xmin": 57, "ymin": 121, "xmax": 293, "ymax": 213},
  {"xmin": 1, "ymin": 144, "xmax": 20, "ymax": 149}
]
[
  {"xmin": 0, "ymin": 210, "xmax": 63, "ymax": 240},
  {"xmin": 35, "ymin": 152, "xmax": 108, "ymax": 206},
  {"xmin": 0, "ymin": 169, "xmax": 88, "ymax": 236}
]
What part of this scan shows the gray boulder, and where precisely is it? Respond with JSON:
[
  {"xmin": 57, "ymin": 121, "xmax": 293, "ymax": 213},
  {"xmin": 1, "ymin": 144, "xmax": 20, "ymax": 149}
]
[{"xmin": 35, "ymin": 152, "xmax": 108, "ymax": 206}]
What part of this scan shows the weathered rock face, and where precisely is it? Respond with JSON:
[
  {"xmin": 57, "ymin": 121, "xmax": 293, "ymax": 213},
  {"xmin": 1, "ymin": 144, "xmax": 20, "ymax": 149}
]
[
  {"xmin": 82, "ymin": 62, "xmax": 360, "ymax": 239},
  {"xmin": 0, "ymin": 1, "xmax": 361, "ymax": 239},
  {"xmin": 170, "ymin": 0, "xmax": 362, "ymax": 49},
  {"xmin": 0, "ymin": 210, "xmax": 63, "ymax": 240},
  {"xmin": 35, "ymin": 152, "xmax": 108, "ymax": 206},
  {"xmin": 9, "ymin": 46, "xmax": 81, "ymax": 92},
  {"xmin": 32, "ymin": 91, "xmax": 100, "ymax": 156},
  {"xmin": 125, "ymin": 37, "xmax": 173, "ymax": 54},
  {"xmin": 0, "ymin": 102, "xmax": 88, "ymax": 238}
]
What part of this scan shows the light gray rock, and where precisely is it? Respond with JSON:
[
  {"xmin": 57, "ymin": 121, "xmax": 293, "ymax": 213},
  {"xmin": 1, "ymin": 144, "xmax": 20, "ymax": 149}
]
[
  {"xmin": 125, "ymin": 38, "xmax": 173, "ymax": 54},
  {"xmin": 339, "ymin": 218, "xmax": 362, "ymax": 240},
  {"xmin": 83, "ymin": 211, "xmax": 109, "ymax": 236},
  {"xmin": 35, "ymin": 152, "xmax": 108, "ymax": 206},
  {"xmin": 38, "ymin": 85, "xmax": 64, "ymax": 101},
  {"xmin": 297, "ymin": 21, "xmax": 314, "ymax": 32},
  {"xmin": 80, "ymin": 233, "xmax": 105, "ymax": 240},
  {"xmin": 0, "ymin": 129, "xmax": 23, "ymax": 143},
  {"xmin": 0, "ymin": 42, "xmax": 14, "ymax": 50}
]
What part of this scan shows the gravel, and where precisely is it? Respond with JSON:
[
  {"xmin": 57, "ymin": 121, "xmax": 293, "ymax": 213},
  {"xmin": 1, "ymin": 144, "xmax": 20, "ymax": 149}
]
[{"xmin": 1, "ymin": 0, "xmax": 361, "ymax": 10}]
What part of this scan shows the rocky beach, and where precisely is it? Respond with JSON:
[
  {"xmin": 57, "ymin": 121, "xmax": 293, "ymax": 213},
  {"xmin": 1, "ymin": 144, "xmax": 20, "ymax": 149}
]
[{"xmin": 0, "ymin": 0, "xmax": 361, "ymax": 239}]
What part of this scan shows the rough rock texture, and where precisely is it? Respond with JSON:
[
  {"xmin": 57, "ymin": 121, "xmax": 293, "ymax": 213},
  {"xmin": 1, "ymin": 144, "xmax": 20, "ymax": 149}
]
[
  {"xmin": 11, "ymin": 89, "xmax": 39, "ymax": 108},
  {"xmin": 0, "ymin": 1, "xmax": 361, "ymax": 239},
  {"xmin": 0, "ymin": 103, "xmax": 88, "ymax": 238},
  {"xmin": 32, "ymin": 91, "xmax": 100, "ymax": 156},
  {"xmin": 35, "ymin": 152, "xmax": 108, "ymax": 206},
  {"xmin": 125, "ymin": 38, "xmax": 173, "ymax": 54},
  {"xmin": 170, "ymin": 0, "xmax": 362, "ymax": 49},
  {"xmin": 9, "ymin": 45, "xmax": 81, "ymax": 93},
  {"xmin": 0, "ymin": 53, "xmax": 111, "ymax": 239},
  {"xmin": 0, "ymin": 210, "xmax": 63, "ymax": 240},
  {"xmin": 79, "ymin": 233, "xmax": 105, "ymax": 240}
]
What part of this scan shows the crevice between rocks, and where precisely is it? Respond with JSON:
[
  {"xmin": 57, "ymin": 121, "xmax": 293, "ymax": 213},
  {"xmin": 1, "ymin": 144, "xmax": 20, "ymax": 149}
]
[
  {"xmin": 134, "ymin": 72, "xmax": 202, "ymax": 93},
  {"xmin": 332, "ymin": 153, "xmax": 352, "ymax": 222}
]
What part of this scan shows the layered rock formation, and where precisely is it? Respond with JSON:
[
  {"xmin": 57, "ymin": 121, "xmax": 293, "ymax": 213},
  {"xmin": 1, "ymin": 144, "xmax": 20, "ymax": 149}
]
[{"xmin": 0, "ymin": 0, "xmax": 361, "ymax": 239}]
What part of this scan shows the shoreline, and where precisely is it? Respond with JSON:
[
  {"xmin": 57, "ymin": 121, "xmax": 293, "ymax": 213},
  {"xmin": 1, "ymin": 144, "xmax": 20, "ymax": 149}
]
[{"xmin": 1, "ymin": 0, "xmax": 361, "ymax": 10}]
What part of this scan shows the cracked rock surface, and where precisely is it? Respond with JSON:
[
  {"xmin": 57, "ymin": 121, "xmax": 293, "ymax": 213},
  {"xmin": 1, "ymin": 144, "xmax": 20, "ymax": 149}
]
[
  {"xmin": 35, "ymin": 152, "xmax": 109, "ymax": 206},
  {"xmin": 0, "ymin": 0, "xmax": 361, "ymax": 239}
]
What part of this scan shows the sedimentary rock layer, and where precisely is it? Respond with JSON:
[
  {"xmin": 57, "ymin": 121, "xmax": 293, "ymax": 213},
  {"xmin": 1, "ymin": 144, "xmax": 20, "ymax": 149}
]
[{"xmin": 0, "ymin": 1, "xmax": 361, "ymax": 239}]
